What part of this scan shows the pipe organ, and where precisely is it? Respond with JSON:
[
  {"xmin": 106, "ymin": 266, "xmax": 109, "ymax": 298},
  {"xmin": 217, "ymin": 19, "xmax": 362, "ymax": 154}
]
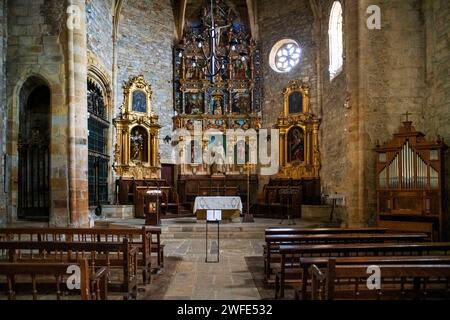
[{"xmin": 375, "ymin": 121, "xmax": 447, "ymax": 240}]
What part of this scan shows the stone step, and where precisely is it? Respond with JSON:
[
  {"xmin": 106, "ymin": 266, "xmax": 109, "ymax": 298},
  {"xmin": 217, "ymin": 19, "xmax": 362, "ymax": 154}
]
[
  {"xmin": 301, "ymin": 205, "xmax": 333, "ymax": 222},
  {"xmin": 102, "ymin": 205, "xmax": 134, "ymax": 220},
  {"xmin": 162, "ymin": 231, "xmax": 265, "ymax": 240}
]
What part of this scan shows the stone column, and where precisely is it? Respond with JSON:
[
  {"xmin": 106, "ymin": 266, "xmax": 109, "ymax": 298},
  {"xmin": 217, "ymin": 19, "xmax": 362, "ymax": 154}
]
[
  {"xmin": 66, "ymin": 0, "xmax": 89, "ymax": 226},
  {"xmin": 0, "ymin": 0, "xmax": 6, "ymax": 226}
]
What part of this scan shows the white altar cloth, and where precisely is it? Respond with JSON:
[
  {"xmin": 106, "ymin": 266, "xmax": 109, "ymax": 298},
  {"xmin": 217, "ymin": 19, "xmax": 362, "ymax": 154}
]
[{"xmin": 193, "ymin": 196, "xmax": 243, "ymax": 214}]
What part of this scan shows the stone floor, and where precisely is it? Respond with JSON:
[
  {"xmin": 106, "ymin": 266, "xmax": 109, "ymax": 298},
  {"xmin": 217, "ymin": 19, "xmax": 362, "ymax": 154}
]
[{"xmin": 133, "ymin": 218, "xmax": 322, "ymax": 300}]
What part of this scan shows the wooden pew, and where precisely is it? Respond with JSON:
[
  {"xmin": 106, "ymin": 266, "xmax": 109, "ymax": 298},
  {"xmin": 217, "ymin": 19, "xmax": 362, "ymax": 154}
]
[
  {"xmin": 310, "ymin": 259, "xmax": 450, "ymax": 300},
  {"xmin": 0, "ymin": 258, "xmax": 108, "ymax": 300},
  {"xmin": 264, "ymin": 227, "xmax": 387, "ymax": 280},
  {"xmin": 265, "ymin": 227, "xmax": 387, "ymax": 236},
  {"xmin": 0, "ymin": 226, "xmax": 164, "ymax": 282},
  {"xmin": 296, "ymin": 255, "xmax": 450, "ymax": 300},
  {"xmin": 276, "ymin": 242, "xmax": 450, "ymax": 299},
  {"xmin": 265, "ymin": 233, "xmax": 428, "ymax": 282},
  {"xmin": 0, "ymin": 239, "xmax": 138, "ymax": 300}
]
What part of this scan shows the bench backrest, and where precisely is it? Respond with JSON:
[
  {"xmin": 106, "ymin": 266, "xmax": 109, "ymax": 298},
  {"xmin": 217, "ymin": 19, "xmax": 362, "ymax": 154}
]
[
  {"xmin": 265, "ymin": 227, "xmax": 387, "ymax": 236},
  {"xmin": 0, "ymin": 258, "xmax": 107, "ymax": 300},
  {"xmin": 0, "ymin": 239, "xmax": 138, "ymax": 283},
  {"xmin": 279, "ymin": 242, "xmax": 450, "ymax": 257},
  {"xmin": 311, "ymin": 259, "xmax": 450, "ymax": 300},
  {"xmin": 266, "ymin": 233, "xmax": 428, "ymax": 246}
]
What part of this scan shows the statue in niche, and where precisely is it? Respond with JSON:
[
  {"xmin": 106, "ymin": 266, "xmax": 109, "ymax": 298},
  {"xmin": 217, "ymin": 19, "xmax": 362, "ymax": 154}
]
[
  {"xmin": 130, "ymin": 130, "xmax": 144, "ymax": 162},
  {"xmin": 114, "ymin": 143, "xmax": 121, "ymax": 163},
  {"xmin": 211, "ymin": 139, "xmax": 226, "ymax": 175},
  {"xmin": 212, "ymin": 97, "xmax": 224, "ymax": 115}
]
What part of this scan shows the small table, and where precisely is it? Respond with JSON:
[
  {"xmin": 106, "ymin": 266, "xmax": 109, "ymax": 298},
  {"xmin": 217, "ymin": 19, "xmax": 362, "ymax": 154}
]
[{"xmin": 194, "ymin": 197, "xmax": 243, "ymax": 221}]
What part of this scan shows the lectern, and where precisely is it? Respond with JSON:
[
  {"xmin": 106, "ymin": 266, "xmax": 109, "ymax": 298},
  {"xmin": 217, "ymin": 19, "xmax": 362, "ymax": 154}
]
[
  {"xmin": 145, "ymin": 190, "xmax": 162, "ymax": 226},
  {"xmin": 205, "ymin": 210, "xmax": 221, "ymax": 263}
]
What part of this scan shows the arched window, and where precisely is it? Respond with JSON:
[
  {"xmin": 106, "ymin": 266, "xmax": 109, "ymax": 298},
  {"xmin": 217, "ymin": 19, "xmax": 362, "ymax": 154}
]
[
  {"xmin": 87, "ymin": 79, "xmax": 110, "ymax": 207},
  {"xmin": 328, "ymin": 1, "xmax": 343, "ymax": 80}
]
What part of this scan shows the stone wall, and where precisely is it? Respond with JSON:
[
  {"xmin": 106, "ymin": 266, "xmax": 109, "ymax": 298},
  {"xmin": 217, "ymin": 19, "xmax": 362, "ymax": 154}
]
[
  {"xmin": 423, "ymin": 0, "xmax": 450, "ymax": 236},
  {"xmin": 360, "ymin": 0, "xmax": 426, "ymax": 225},
  {"xmin": 116, "ymin": 0, "xmax": 176, "ymax": 162},
  {"xmin": 257, "ymin": 0, "xmax": 318, "ymax": 127},
  {"xmin": 86, "ymin": 0, "xmax": 113, "ymax": 74},
  {"xmin": 318, "ymin": 0, "xmax": 349, "ymax": 207},
  {"xmin": 317, "ymin": 0, "xmax": 429, "ymax": 226},
  {"xmin": 0, "ymin": 0, "xmax": 6, "ymax": 225},
  {"xmin": 5, "ymin": 0, "xmax": 81, "ymax": 226},
  {"xmin": 257, "ymin": 0, "xmax": 318, "ymax": 190}
]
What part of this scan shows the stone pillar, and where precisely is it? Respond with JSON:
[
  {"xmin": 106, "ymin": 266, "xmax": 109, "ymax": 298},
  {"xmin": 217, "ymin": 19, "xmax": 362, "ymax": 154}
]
[
  {"xmin": 0, "ymin": 0, "xmax": 6, "ymax": 226},
  {"xmin": 66, "ymin": 0, "xmax": 89, "ymax": 226}
]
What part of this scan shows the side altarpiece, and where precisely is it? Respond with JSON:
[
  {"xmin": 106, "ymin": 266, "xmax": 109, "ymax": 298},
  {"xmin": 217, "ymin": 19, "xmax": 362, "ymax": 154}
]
[
  {"xmin": 275, "ymin": 80, "xmax": 321, "ymax": 180},
  {"xmin": 113, "ymin": 75, "xmax": 161, "ymax": 180}
]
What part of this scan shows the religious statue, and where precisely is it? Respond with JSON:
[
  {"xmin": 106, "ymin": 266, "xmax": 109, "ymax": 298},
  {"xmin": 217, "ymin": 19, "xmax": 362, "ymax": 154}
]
[
  {"xmin": 130, "ymin": 130, "xmax": 144, "ymax": 162},
  {"xmin": 211, "ymin": 139, "xmax": 226, "ymax": 175},
  {"xmin": 213, "ymin": 99, "xmax": 223, "ymax": 115},
  {"xmin": 114, "ymin": 143, "xmax": 121, "ymax": 163}
]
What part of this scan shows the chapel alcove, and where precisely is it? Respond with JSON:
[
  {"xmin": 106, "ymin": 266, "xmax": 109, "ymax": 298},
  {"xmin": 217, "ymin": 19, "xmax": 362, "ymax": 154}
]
[{"xmin": 18, "ymin": 78, "xmax": 51, "ymax": 221}]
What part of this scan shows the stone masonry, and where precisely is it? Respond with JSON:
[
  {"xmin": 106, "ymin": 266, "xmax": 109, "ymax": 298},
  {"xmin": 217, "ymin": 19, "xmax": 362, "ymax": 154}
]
[
  {"xmin": 0, "ymin": 0, "xmax": 6, "ymax": 225},
  {"xmin": 116, "ymin": 0, "xmax": 176, "ymax": 163},
  {"xmin": 86, "ymin": 0, "xmax": 113, "ymax": 74}
]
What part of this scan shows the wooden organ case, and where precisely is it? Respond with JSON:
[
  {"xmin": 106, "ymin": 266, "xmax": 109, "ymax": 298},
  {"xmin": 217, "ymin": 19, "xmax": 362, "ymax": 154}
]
[{"xmin": 375, "ymin": 121, "xmax": 447, "ymax": 240}]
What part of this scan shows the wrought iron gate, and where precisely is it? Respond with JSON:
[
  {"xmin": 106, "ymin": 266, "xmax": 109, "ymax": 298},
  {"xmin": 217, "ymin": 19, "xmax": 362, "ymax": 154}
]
[{"xmin": 18, "ymin": 134, "xmax": 50, "ymax": 220}]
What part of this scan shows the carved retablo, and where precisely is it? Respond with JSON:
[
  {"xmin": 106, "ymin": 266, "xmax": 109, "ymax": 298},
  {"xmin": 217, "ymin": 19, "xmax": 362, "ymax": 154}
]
[
  {"xmin": 113, "ymin": 75, "xmax": 161, "ymax": 179},
  {"xmin": 275, "ymin": 80, "xmax": 321, "ymax": 179}
]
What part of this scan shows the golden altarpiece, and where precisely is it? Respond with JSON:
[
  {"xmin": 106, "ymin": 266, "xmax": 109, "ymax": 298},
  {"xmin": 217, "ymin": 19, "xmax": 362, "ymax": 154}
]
[
  {"xmin": 113, "ymin": 75, "xmax": 164, "ymax": 211},
  {"xmin": 275, "ymin": 80, "xmax": 321, "ymax": 180},
  {"xmin": 255, "ymin": 81, "xmax": 321, "ymax": 217},
  {"xmin": 173, "ymin": 1, "xmax": 262, "ymax": 206},
  {"xmin": 375, "ymin": 120, "xmax": 447, "ymax": 240}
]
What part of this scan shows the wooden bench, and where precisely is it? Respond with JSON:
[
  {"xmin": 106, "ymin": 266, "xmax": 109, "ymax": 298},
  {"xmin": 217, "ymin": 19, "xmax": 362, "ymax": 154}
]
[
  {"xmin": 310, "ymin": 259, "xmax": 450, "ymax": 300},
  {"xmin": 0, "ymin": 239, "xmax": 138, "ymax": 300},
  {"xmin": 265, "ymin": 227, "xmax": 387, "ymax": 236},
  {"xmin": 265, "ymin": 233, "xmax": 428, "ymax": 282},
  {"xmin": 295, "ymin": 255, "xmax": 450, "ymax": 300},
  {"xmin": 0, "ymin": 258, "xmax": 108, "ymax": 300},
  {"xmin": 275, "ymin": 242, "xmax": 450, "ymax": 299},
  {"xmin": 0, "ymin": 226, "xmax": 164, "ymax": 283}
]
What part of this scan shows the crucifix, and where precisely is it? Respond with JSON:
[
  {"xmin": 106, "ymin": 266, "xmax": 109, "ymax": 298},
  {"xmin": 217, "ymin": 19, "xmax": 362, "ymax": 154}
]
[{"xmin": 402, "ymin": 111, "xmax": 412, "ymax": 122}]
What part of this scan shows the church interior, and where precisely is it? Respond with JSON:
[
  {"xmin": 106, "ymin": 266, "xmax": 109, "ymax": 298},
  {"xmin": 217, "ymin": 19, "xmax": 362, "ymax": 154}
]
[{"xmin": 0, "ymin": 0, "xmax": 449, "ymax": 302}]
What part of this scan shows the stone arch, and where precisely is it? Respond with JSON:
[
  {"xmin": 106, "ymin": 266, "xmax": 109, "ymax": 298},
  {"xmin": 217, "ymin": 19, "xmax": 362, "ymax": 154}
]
[
  {"xmin": 9, "ymin": 75, "xmax": 51, "ymax": 223},
  {"xmin": 17, "ymin": 77, "xmax": 52, "ymax": 221}
]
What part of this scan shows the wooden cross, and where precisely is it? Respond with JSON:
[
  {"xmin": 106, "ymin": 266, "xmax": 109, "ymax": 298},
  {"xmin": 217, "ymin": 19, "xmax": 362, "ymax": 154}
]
[{"xmin": 402, "ymin": 111, "xmax": 412, "ymax": 122}]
